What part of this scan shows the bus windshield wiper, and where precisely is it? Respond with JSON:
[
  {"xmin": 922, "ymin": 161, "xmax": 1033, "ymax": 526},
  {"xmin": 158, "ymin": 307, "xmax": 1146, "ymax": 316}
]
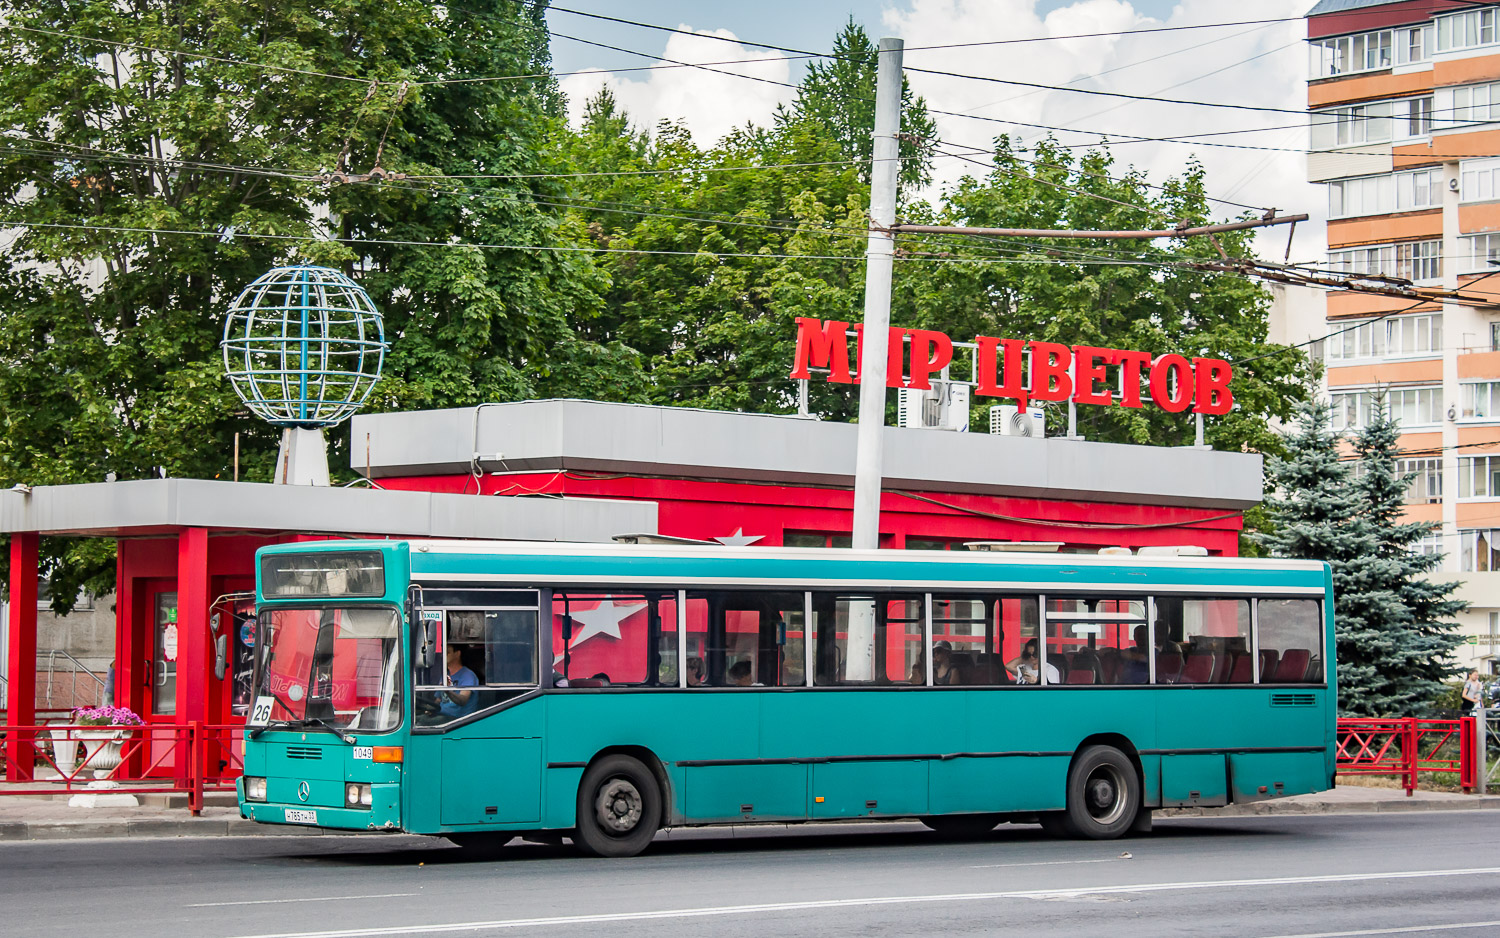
[
  {"xmin": 294, "ymin": 715, "xmax": 356, "ymax": 744},
  {"xmin": 248, "ymin": 715, "xmax": 354, "ymax": 744}
]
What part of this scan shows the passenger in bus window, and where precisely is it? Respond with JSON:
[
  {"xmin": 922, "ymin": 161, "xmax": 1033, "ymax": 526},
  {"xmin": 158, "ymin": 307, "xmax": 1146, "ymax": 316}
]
[
  {"xmin": 439, "ymin": 643, "xmax": 479, "ymax": 718},
  {"xmin": 1120, "ymin": 626, "xmax": 1151, "ymax": 684},
  {"xmin": 590, "ymin": 673, "xmax": 612, "ymax": 687},
  {"xmin": 728, "ymin": 660, "xmax": 754, "ymax": 686},
  {"xmin": 685, "ymin": 656, "xmax": 706, "ymax": 686},
  {"xmin": 1008, "ymin": 639, "xmax": 1058, "ymax": 685}
]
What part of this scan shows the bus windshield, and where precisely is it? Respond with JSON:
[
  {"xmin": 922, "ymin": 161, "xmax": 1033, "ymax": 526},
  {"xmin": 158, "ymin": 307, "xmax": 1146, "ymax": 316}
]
[{"xmin": 253, "ymin": 606, "xmax": 403, "ymax": 733}]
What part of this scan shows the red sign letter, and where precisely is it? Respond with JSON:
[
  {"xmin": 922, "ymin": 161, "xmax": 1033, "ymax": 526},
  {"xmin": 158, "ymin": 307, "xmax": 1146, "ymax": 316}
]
[
  {"xmin": 975, "ymin": 337, "xmax": 1029, "ymax": 409},
  {"xmin": 906, "ymin": 329, "xmax": 954, "ymax": 390},
  {"xmin": 1149, "ymin": 354, "xmax": 1194, "ymax": 413},
  {"xmin": 1193, "ymin": 358, "xmax": 1234, "ymax": 415},
  {"xmin": 1114, "ymin": 350, "xmax": 1152, "ymax": 408},
  {"xmin": 1029, "ymin": 342, "xmax": 1073, "ymax": 402},
  {"xmin": 1072, "ymin": 346, "xmax": 1115, "ymax": 406},
  {"xmin": 789, "ymin": 318, "xmax": 853, "ymax": 383}
]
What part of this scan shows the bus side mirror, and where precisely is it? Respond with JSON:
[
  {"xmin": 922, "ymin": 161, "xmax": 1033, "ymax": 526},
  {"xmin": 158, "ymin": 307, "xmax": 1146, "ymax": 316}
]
[{"xmin": 213, "ymin": 633, "xmax": 228, "ymax": 680}]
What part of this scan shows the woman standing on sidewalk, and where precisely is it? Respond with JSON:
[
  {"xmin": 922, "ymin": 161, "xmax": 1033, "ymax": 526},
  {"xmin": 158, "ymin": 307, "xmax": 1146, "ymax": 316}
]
[{"xmin": 1462, "ymin": 671, "xmax": 1483, "ymax": 713}]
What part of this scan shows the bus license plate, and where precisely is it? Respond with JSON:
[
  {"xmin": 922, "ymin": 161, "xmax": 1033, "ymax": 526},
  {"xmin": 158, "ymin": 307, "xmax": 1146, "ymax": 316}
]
[{"xmin": 284, "ymin": 809, "xmax": 317, "ymax": 825}]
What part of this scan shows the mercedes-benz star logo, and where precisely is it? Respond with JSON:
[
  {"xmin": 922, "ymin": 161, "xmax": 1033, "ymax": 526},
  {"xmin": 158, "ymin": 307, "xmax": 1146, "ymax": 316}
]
[{"xmin": 297, "ymin": 781, "xmax": 310, "ymax": 802}]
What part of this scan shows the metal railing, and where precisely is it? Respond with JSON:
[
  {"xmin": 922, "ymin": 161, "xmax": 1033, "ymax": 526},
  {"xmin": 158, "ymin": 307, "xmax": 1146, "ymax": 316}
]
[
  {"xmin": 1335, "ymin": 717, "xmax": 1476, "ymax": 795},
  {"xmin": 1, "ymin": 722, "xmax": 243, "ymax": 815},
  {"xmin": 1475, "ymin": 708, "xmax": 1500, "ymax": 795},
  {"xmin": 42, "ymin": 650, "xmax": 108, "ymax": 708}
]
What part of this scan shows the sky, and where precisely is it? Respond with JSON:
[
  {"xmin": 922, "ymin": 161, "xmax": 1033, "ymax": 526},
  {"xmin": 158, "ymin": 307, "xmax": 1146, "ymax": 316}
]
[{"xmin": 543, "ymin": 0, "xmax": 1322, "ymax": 261}]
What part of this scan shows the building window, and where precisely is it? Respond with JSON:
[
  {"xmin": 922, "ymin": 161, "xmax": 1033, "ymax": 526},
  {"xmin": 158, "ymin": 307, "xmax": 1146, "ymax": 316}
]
[
  {"xmin": 784, "ymin": 532, "xmax": 852, "ymax": 549},
  {"xmin": 1437, "ymin": 8, "xmax": 1498, "ymax": 52},
  {"xmin": 1328, "ymin": 241, "xmax": 1442, "ymax": 282},
  {"xmin": 1459, "ymin": 233, "xmax": 1500, "ymax": 273},
  {"xmin": 1408, "ymin": 96, "xmax": 1434, "ymax": 135},
  {"xmin": 1412, "ymin": 532, "xmax": 1444, "ymax": 558},
  {"xmin": 1326, "ymin": 315, "xmax": 1441, "ymax": 362},
  {"xmin": 1460, "ymin": 456, "xmax": 1500, "ymax": 498},
  {"xmin": 1330, "ymin": 387, "xmax": 1442, "ymax": 432},
  {"xmin": 1309, "ymin": 29, "xmax": 1394, "ymax": 78},
  {"xmin": 1399, "ymin": 24, "xmax": 1434, "ymax": 65},
  {"xmin": 1461, "ymin": 528, "xmax": 1500, "ymax": 571},
  {"xmin": 1492, "ymin": 321, "xmax": 1500, "ymax": 352},
  {"xmin": 1462, "ymin": 381, "xmax": 1500, "ymax": 419},
  {"xmin": 1398, "ymin": 457, "xmax": 1443, "ymax": 504},
  {"xmin": 1461, "ymin": 158, "xmax": 1500, "ymax": 202},
  {"xmin": 1313, "ymin": 97, "xmax": 1433, "ymax": 150},
  {"xmin": 1328, "ymin": 171, "xmax": 1441, "ymax": 218}
]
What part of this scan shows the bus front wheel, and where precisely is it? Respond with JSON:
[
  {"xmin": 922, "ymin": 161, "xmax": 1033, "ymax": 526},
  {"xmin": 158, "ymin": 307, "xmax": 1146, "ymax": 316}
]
[
  {"xmin": 574, "ymin": 754, "xmax": 662, "ymax": 858},
  {"xmin": 1060, "ymin": 745, "xmax": 1140, "ymax": 840}
]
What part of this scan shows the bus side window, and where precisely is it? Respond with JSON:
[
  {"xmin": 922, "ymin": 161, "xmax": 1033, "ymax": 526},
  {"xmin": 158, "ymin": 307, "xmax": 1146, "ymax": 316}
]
[
  {"xmin": 810, "ymin": 593, "xmax": 922, "ymax": 686},
  {"xmin": 484, "ymin": 609, "xmax": 539, "ymax": 685},
  {"xmin": 1157, "ymin": 598, "xmax": 1252, "ymax": 685},
  {"xmin": 686, "ymin": 590, "xmax": 803, "ymax": 686},
  {"xmin": 551, "ymin": 592, "xmax": 656, "ymax": 687},
  {"xmin": 1256, "ymin": 599, "xmax": 1323, "ymax": 684},
  {"xmin": 930, "ymin": 596, "xmax": 1021, "ymax": 686},
  {"xmin": 1045, "ymin": 597, "xmax": 1145, "ymax": 685}
]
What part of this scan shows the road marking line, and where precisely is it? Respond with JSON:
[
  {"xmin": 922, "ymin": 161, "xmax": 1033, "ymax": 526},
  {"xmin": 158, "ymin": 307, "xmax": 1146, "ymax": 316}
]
[
  {"xmin": 1256, "ymin": 921, "xmax": 1500, "ymax": 938},
  {"xmin": 969, "ymin": 858, "xmax": 1120, "ymax": 869},
  {"xmin": 226, "ymin": 867, "xmax": 1500, "ymax": 938},
  {"xmin": 189, "ymin": 894, "xmax": 416, "ymax": 908}
]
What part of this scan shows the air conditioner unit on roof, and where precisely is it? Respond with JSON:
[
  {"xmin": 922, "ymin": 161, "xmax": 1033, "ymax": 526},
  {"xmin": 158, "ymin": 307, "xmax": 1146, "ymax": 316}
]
[{"xmin": 991, "ymin": 404, "xmax": 1046, "ymax": 437}]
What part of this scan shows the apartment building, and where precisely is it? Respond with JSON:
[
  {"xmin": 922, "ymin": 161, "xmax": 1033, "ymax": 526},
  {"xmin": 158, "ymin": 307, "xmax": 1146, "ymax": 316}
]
[{"xmin": 1307, "ymin": 0, "xmax": 1500, "ymax": 675}]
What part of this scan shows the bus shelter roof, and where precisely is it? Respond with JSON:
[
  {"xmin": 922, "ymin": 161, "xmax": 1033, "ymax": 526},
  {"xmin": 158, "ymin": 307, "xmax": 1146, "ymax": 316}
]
[
  {"xmin": 0, "ymin": 478, "xmax": 656, "ymax": 541},
  {"xmin": 351, "ymin": 399, "xmax": 1264, "ymax": 511}
]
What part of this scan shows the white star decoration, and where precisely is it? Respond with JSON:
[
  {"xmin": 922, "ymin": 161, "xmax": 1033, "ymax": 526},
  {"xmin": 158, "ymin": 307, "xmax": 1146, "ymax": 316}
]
[
  {"xmin": 566, "ymin": 597, "xmax": 645, "ymax": 648},
  {"xmin": 713, "ymin": 527, "xmax": 763, "ymax": 547}
]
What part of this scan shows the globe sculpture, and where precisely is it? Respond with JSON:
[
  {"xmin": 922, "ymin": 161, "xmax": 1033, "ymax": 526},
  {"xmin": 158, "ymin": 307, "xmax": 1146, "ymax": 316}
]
[
  {"xmin": 222, "ymin": 265, "xmax": 386, "ymax": 428},
  {"xmin": 221, "ymin": 265, "xmax": 387, "ymax": 484}
]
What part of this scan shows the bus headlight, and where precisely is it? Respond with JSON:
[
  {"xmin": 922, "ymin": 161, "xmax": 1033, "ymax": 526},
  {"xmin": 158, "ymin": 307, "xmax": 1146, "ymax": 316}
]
[
  {"xmin": 245, "ymin": 776, "xmax": 267, "ymax": 802},
  {"xmin": 346, "ymin": 782, "xmax": 372, "ymax": 807}
]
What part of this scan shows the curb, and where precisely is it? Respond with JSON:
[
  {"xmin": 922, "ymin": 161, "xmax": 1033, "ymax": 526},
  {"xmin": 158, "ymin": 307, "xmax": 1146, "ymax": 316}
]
[
  {"xmin": 5, "ymin": 797, "xmax": 1500, "ymax": 842},
  {"xmin": 1160, "ymin": 796, "xmax": 1500, "ymax": 817}
]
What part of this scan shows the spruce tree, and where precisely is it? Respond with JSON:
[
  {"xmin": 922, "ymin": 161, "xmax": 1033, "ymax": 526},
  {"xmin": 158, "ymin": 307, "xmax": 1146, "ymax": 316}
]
[
  {"xmin": 1259, "ymin": 400, "xmax": 1374, "ymax": 714},
  {"xmin": 1345, "ymin": 396, "xmax": 1465, "ymax": 715},
  {"xmin": 1261, "ymin": 398, "xmax": 1467, "ymax": 716}
]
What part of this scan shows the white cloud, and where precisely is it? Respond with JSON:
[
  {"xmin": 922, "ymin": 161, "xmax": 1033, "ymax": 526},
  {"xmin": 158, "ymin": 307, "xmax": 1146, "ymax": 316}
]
[
  {"xmin": 881, "ymin": 0, "xmax": 1323, "ymax": 261},
  {"xmin": 558, "ymin": 27, "xmax": 794, "ymax": 146}
]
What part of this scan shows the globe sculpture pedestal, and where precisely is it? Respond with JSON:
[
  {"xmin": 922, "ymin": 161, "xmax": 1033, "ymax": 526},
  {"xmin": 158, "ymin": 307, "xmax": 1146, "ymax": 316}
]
[
  {"xmin": 222, "ymin": 265, "xmax": 386, "ymax": 485},
  {"xmin": 276, "ymin": 428, "xmax": 332, "ymax": 486}
]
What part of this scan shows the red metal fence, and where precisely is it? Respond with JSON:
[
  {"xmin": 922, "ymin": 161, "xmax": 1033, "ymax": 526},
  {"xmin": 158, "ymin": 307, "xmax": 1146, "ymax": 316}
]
[
  {"xmin": 0, "ymin": 722, "xmax": 244, "ymax": 815},
  {"xmin": 1336, "ymin": 717, "xmax": 1476, "ymax": 795}
]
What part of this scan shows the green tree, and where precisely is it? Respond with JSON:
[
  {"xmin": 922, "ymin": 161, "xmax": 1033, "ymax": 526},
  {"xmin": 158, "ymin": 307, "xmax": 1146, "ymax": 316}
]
[
  {"xmin": 895, "ymin": 137, "xmax": 1316, "ymax": 455},
  {"xmin": 1260, "ymin": 399, "xmax": 1465, "ymax": 716},
  {"xmin": 1343, "ymin": 397, "xmax": 1465, "ymax": 715},
  {"xmin": 0, "ymin": 0, "xmax": 611, "ymax": 606},
  {"xmin": 775, "ymin": 18, "xmax": 937, "ymax": 193}
]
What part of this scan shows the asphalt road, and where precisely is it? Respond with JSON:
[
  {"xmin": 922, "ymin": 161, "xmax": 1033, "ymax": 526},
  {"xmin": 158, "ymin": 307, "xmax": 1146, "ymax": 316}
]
[{"xmin": 7, "ymin": 813, "xmax": 1500, "ymax": 938}]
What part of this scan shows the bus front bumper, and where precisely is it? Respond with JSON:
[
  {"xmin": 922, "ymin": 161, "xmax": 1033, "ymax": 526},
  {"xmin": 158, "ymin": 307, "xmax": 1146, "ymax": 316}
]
[{"xmin": 238, "ymin": 778, "xmax": 402, "ymax": 832}]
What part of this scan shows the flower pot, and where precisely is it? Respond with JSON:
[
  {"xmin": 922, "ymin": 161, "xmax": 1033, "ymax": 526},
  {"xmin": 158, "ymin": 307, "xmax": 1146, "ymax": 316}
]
[
  {"xmin": 75, "ymin": 728, "xmax": 126, "ymax": 781},
  {"xmin": 46, "ymin": 728, "xmax": 79, "ymax": 779}
]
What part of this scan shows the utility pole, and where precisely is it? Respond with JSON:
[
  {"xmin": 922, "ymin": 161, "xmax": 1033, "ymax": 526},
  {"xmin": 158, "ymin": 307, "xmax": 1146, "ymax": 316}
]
[{"xmin": 851, "ymin": 37, "xmax": 903, "ymax": 551}]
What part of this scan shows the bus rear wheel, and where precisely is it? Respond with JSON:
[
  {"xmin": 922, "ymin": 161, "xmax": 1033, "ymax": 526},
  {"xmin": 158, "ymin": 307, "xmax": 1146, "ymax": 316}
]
[
  {"xmin": 1061, "ymin": 745, "xmax": 1140, "ymax": 840},
  {"xmin": 921, "ymin": 813, "xmax": 1003, "ymax": 838},
  {"xmin": 574, "ymin": 754, "xmax": 662, "ymax": 858}
]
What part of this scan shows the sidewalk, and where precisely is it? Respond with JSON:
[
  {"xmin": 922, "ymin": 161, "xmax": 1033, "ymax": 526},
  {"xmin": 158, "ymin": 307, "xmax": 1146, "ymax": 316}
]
[{"xmin": 3, "ymin": 784, "xmax": 1499, "ymax": 842}]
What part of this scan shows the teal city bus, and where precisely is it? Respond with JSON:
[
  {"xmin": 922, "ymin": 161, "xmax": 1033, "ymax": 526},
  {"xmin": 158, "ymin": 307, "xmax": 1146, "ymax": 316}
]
[{"xmin": 237, "ymin": 539, "xmax": 1335, "ymax": 857}]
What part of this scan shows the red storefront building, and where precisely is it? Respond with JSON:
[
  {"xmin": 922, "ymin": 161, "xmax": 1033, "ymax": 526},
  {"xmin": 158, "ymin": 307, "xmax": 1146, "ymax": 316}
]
[{"xmin": 3, "ymin": 398, "xmax": 1260, "ymax": 782}]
